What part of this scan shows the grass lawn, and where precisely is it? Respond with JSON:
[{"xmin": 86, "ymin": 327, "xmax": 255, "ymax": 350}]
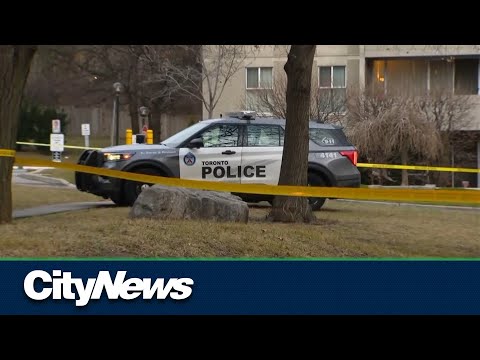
[
  {"xmin": 16, "ymin": 135, "xmax": 122, "ymax": 166},
  {"xmin": 12, "ymin": 185, "xmax": 104, "ymax": 210},
  {"xmin": 37, "ymin": 168, "xmax": 76, "ymax": 184},
  {"xmin": 15, "ymin": 151, "xmax": 76, "ymax": 162},
  {"xmin": 15, "ymin": 136, "xmax": 126, "ymax": 184},
  {"xmin": 15, "ymin": 151, "xmax": 78, "ymax": 184},
  {"xmin": 18, "ymin": 135, "xmax": 122, "ymax": 151},
  {"xmin": 2, "ymin": 188, "xmax": 479, "ymax": 257}
]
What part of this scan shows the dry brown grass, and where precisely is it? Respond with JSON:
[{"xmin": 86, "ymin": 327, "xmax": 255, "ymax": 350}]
[
  {"xmin": 13, "ymin": 185, "xmax": 103, "ymax": 210},
  {"xmin": 2, "ymin": 200, "xmax": 479, "ymax": 258}
]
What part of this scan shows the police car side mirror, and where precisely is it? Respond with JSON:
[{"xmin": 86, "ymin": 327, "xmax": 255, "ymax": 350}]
[{"xmin": 187, "ymin": 137, "xmax": 203, "ymax": 149}]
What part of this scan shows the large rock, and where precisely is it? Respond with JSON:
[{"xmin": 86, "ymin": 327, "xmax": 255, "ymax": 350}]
[{"xmin": 129, "ymin": 185, "xmax": 249, "ymax": 223}]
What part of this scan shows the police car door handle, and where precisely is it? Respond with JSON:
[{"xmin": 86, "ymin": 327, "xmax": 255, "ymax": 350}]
[{"xmin": 221, "ymin": 150, "xmax": 236, "ymax": 155}]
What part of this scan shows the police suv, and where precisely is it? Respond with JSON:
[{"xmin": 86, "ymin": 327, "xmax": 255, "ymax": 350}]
[{"xmin": 75, "ymin": 111, "xmax": 361, "ymax": 210}]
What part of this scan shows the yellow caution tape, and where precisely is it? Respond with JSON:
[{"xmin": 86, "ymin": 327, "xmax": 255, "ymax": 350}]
[
  {"xmin": 358, "ymin": 162, "xmax": 480, "ymax": 174},
  {"xmin": 0, "ymin": 149, "xmax": 16, "ymax": 157},
  {"xmin": 11, "ymin": 157, "xmax": 480, "ymax": 205},
  {"xmin": 12, "ymin": 141, "xmax": 480, "ymax": 173}
]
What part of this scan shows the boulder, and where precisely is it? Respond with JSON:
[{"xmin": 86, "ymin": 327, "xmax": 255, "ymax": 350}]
[{"xmin": 129, "ymin": 185, "xmax": 249, "ymax": 223}]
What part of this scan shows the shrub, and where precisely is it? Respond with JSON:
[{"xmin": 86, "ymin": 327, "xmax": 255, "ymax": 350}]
[{"xmin": 17, "ymin": 101, "xmax": 68, "ymax": 153}]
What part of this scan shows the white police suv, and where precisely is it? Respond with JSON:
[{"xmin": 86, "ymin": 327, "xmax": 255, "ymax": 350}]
[{"xmin": 75, "ymin": 111, "xmax": 361, "ymax": 210}]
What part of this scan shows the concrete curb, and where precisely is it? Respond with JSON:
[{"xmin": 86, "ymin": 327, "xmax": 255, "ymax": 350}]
[
  {"xmin": 13, "ymin": 166, "xmax": 54, "ymax": 170},
  {"xmin": 336, "ymin": 199, "xmax": 480, "ymax": 211}
]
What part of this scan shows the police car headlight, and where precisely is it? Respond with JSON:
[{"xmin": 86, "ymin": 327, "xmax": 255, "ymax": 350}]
[{"xmin": 103, "ymin": 152, "xmax": 136, "ymax": 162}]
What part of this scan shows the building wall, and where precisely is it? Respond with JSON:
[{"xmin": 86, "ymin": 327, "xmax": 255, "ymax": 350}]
[
  {"xmin": 204, "ymin": 45, "xmax": 362, "ymax": 119},
  {"xmin": 462, "ymin": 96, "xmax": 480, "ymax": 131},
  {"xmin": 364, "ymin": 57, "xmax": 480, "ymax": 131},
  {"xmin": 59, "ymin": 104, "xmax": 129, "ymax": 138},
  {"xmin": 60, "ymin": 103, "xmax": 198, "ymax": 143},
  {"xmin": 160, "ymin": 113, "xmax": 199, "ymax": 141},
  {"xmin": 204, "ymin": 45, "xmax": 480, "ymax": 130}
]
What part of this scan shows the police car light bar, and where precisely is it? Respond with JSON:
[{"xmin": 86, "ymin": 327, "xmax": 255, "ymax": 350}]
[{"xmin": 226, "ymin": 111, "xmax": 256, "ymax": 120}]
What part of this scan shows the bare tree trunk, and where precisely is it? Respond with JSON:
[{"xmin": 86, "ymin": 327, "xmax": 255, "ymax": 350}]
[
  {"xmin": 268, "ymin": 45, "xmax": 316, "ymax": 223},
  {"xmin": 0, "ymin": 45, "xmax": 37, "ymax": 224},
  {"xmin": 401, "ymin": 147, "xmax": 409, "ymax": 186}
]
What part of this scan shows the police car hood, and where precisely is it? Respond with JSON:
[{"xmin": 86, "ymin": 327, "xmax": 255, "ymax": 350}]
[{"xmin": 100, "ymin": 144, "xmax": 171, "ymax": 152}]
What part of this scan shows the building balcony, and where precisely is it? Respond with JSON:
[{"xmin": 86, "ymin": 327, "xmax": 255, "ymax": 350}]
[{"xmin": 365, "ymin": 45, "xmax": 480, "ymax": 59}]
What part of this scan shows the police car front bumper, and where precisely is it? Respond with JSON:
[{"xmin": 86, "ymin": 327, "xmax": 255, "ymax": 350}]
[{"xmin": 75, "ymin": 150, "xmax": 123, "ymax": 199}]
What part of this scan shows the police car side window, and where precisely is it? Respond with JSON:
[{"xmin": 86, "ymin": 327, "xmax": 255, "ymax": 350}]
[
  {"xmin": 200, "ymin": 124, "xmax": 239, "ymax": 147},
  {"xmin": 309, "ymin": 129, "xmax": 346, "ymax": 146},
  {"xmin": 247, "ymin": 125, "xmax": 283, "ymax": 147}
]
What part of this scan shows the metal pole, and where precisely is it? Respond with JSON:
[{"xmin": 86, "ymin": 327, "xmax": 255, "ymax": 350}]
[
  {"xmin": 111, "ymin": 99, "xmax": 116, "ymax": 146},
  {"xmin": 115, "ymin": 93, "xmax": 120, "ymax": 145},
  {"xmin": 451, "ymin": 145, "xmax": 455, "ymax": 188},
  {"xmin": 477, "ymin": 140, "xmax": 480, "ymax": 188}
]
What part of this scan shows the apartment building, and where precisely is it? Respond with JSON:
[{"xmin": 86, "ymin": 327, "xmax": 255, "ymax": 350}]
[{"xmin": 203, "ymin": 45, "xmax": 480, "ymax": 187}]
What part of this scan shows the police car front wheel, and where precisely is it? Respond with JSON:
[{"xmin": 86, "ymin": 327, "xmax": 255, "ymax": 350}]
[{"xmin": 124, "ymin": 167, "xmax": 163, "ymax": 206}]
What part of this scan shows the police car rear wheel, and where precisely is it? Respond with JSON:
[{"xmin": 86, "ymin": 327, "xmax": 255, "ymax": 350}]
[
  {"xmin": 268, "ymin": 173, "xmax": 327, "ymax": 210},
  {"xmin": 307, "ymin": 173, "xmax": 327, "ymax": 211},
  {"xmin": 124, "ymin": 167, "xmax": 162, "ymax": 206}
]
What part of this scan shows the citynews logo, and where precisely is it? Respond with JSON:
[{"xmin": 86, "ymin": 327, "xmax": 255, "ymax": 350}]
[{"xmin": 24, "ymin": 270, "xmax": 194, "ymax": 307}]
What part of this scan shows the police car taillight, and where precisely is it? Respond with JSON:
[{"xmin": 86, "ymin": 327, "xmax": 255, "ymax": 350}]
[{"xmin": 340, "ymin": 150, "xmax": 358, "ymax": 166}]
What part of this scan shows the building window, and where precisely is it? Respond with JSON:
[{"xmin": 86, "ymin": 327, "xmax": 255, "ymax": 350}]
[
  {"xmin": 318, "ymin": 66, "xmax": 347, "ymax": 113},
  {"xmin": 429, "ymin": 59, "xmax": 454, "ymax": 95},
  {"xmin": 367, "ymin": 58, "xmax": 480, "ymax": 97},
  {"xmin": 319, "ymin": 66, "xmax": 346, "ymax": 89},
  {"xmin": 246, "ymin": 67, "xmax": 274, "ymax": 113},
  {"xmin": 454, "ymin": 59, "xmax": 479, "ymax": 95},
  {"xmin": 246, "ymin": 67, "xmax": 273, "ymax": 89},
  {"xmin": 371, "ymin": 60, "xmax": 386, "ymax": 95}
]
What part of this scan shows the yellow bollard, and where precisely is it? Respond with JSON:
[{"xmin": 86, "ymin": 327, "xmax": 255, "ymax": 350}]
[
  {"xmin": 126, "ymin": 129, "xmax": 132, "ymax": 145},
  {"xmin": 147, "ymin": 129, "xmax": 153, "ymax": 144}
]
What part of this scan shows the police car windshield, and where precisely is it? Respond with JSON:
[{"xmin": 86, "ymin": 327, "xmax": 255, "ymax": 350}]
[{"xmin": 160, "ymin": 122, "xmax": 209, "ymax": 147}]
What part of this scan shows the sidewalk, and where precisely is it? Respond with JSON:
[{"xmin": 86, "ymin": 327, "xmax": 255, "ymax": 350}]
[{"xmin": 12, "ymin": 169, "xmax": 75, "ymax": 188}]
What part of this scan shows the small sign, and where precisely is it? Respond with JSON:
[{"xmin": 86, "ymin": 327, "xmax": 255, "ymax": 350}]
[
  {"xmin": 321, "ymin": 137, "xmax": 335, "ymax": 145},
  {"xmin": 52, "ymin": 119, "xmax": 61, "ymax": 134},
  {"xmin": 81, "ymin": 124, "xmax": 91, "ymax": 136},
  {"xmin": 52, "ymin": 152, "xmax": 62, "ymax": 163},
  {"xmin": 50, "ymin": 134, "xmax": 64, "ymax": 152}
]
